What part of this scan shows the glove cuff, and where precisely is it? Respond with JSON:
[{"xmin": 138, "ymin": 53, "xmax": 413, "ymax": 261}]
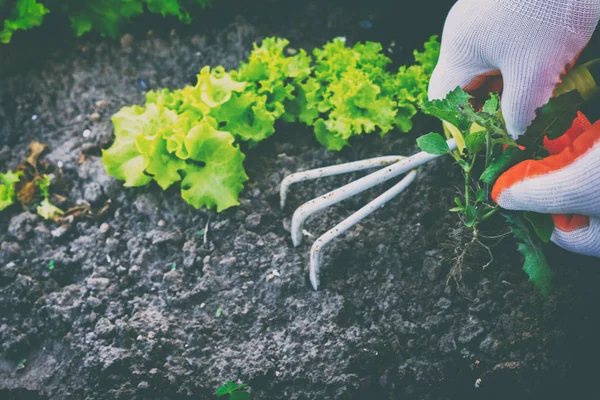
[{"xmin": 495, "ymin": 0, "xmax": 600, "ymax": 37}]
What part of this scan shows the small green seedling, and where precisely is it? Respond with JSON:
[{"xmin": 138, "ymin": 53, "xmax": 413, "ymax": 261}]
[
  {"xmin": 215, "ymin": 306, "xmax": 223, "ymax": 317},
  {"xmin": 16, "ymin": 358, "xmax": 27, "ymax": 371},
  {"xmin": 36, "ymin": 174, "xmax": 63, "ymax": 220},
  {"xmin": 215, "ymin": 381, "xmax": 250, "ymax": 400},
  {"xmin": 48, "ymin": 260, "xmax": 55, "ymax": 271}
]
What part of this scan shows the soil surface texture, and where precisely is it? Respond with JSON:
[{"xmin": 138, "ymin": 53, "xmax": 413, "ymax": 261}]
[{"xmin": 1, "ymin": 1, "xmax": 600, "ymax": 399}]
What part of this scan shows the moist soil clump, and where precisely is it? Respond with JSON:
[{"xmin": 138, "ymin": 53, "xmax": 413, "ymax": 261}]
[{"xmin": 1, "ymin": 1, "xmax": 600, "ymax": 399}]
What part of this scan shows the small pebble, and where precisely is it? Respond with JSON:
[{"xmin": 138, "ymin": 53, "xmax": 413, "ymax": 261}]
[
  {"xmin": 31, "ymin": 115, "xmax": 38, "ymax": 121},
  {"xmin": 99, "ymin": 223, "xmax": 110, "ymax": 233},
  {"xmin": 95, "ymin": 100, "xmax": 108, "ymax": 109},
  {"xmin": 87, "ymin": 297, "xmax": 102, "ymax": 309},
  {"xmin": 90, "ymin": 112, "xmax": 101, "ymax": 122},
  {"xmin": 157, "ymin": 219, "xmax": 166, "ymax": 227},
  {"xmin": 51, "ymin": 225, "xmax": 69, "ymax": 238},
  {"xmin": 137, "ymin": 78, "xmax": 150, "ymax": 91},
  {"xmin": 57, "ymin": 161, "xmax": 64, "ymax": 168},
  {"xmin": 129, "ymin": 265, "xmax": 141, "ymax": 277},
  {"xmin": 286, "ymin": 48, "xmax": 298, "ymax": 55},
  {"xmin": 82, "ymin": 129, "xmax": 91, "ymax": 138},
  {"xmin": 245, "ymin": 214, "xmax": 261, "ymax": 230}
]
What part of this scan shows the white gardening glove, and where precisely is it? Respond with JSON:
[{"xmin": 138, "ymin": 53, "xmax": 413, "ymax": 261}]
[
  {"xmin": 429, "ymin": 0, "xmax": 600, "ymax": 138},
  {"xmin": 430, "ymin": 0, "xmax": 600, "ymax": 258}
]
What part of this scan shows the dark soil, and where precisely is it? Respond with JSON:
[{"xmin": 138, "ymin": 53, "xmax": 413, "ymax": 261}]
[{"xmin": 2, "ymin": 1, "xmax": 600, "ymax": 399}]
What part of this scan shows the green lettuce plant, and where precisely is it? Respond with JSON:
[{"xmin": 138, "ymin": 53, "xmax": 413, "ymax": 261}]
[
  {"xmin": 1, "ymin": 0, "xmax": 217, "ymax": 43},
  {"xmin": 102, "ymin": 36, "xmax": 440, "ymax": 212}
]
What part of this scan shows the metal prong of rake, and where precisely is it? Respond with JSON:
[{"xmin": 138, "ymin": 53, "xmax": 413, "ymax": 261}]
[
  {"xmin": 289, "ymin": 139, "xmax": 458, "ymax": 247},
  {"xmin": 280, "ymin": 156, "xmax": 405, "ymax": 209},
  {"xmin": 309, "ymin": 170, "xmax": 418, "ymax": 290}
]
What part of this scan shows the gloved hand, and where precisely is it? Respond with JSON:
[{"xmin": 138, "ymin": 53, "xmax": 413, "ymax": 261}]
[
  {"xmin": 430, "ymin": 0, "xmax": 600, "ymax": 257},
  {"xmin": 493, "ymin": 113, "xmax": 600, "ymax": 257},
  {"xmin": 428, "ymin": 0, "xmax": 600, "ymax": 138}
]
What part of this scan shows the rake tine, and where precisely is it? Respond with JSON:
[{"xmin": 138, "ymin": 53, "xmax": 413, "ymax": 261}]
[
  {"xmin": 290, "ymin": 139, "xmax": 457, "ymax": 247},
  {"xmin": 280, "ymin": 156, "xmax": 405, "ymax": 209},
  {"xmin": 309, "ymin": 170, "xmax": 418, "ymax": 290}
]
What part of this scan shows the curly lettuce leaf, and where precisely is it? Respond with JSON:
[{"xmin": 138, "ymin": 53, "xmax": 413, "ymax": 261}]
[
  {"xmin": 181, "ymin": 118, "xmax": 248, "ymax": 211},
  {"xmin": 146, "ymin": 88, "xmax": 186, "ymax": 112},
  {"xmin": 237, "ymin": 37, "xmax": 310, "ymax": 119},
  {"xmin": 282, "ymin": 77, "xmax": 320, "ymax": 125},
  {"xmin": 210, "ymin": 91, "xmax": 276, "ymax": 142},
  {"xmin": 102, "ymin": 104, "xmax": 177, "ymax": 187},
  {"xmin": 136, "ymin": 131, "xmax": 186, "ymax": 190},
  {"xmin": 0, "ymin": 171, "xmax": 22, "ymax": 211},
  {"xmin": 195, "ymin": 66, "xmax": 246, "ymax": 108},
  {"xmin": 314, "ymin": 119, "xmax": 348, "ymax": 151},
  {"xmin": 413, "ymin": 35, "xmax": 441, "ymax": 76},
  {"xmin": 326, "ymin": 69, "xmax": 397, "ymax": 139}
]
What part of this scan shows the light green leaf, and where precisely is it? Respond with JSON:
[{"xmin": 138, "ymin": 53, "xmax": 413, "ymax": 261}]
[
  {"xmin": 181, "ymin": 119, "xmax": 248, "ymax": 211},
  {"xmin": 37, "ymin": 198, "xmax": 63, "ymax": 220},
  {"xmin": 416, "ymin": 132, "xmax": 450, "ymax": 155},
  {"xmin": 482, "ymin": 93, "xmax": 499, "ymax": 114},
  {"xmin": 421, "ymin": 87, "xmax": 472, "ymax": 130},
  {"xmin": 102, "ymin": 104, "xmax": 177, "ymax": 187},
  {"xmin": 314, "ymin": 119, "xmax": 349, "ymax": 151},
  {"xmin": 196, "ymin": 66, "xmax": 246, "ymax": 108},
  {"xmin": 0, "ymin": 171, "xmax": 22, "ymax": 211},
  {"xmin": 465, "ymin": 130, "xmax": 487, "ymax": 154},
  {"xmin": 136, "ymin": 133, "xmax": 186, "ymax": 190},
  {"xmin": 211, "ymin": 92, "xmax": 276, "ymax": 142}
]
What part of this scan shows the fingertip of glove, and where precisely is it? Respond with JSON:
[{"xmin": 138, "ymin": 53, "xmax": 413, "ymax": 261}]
[{"xmin": 491, "ymin": 159, "xmax": 538, "ymax": 207}]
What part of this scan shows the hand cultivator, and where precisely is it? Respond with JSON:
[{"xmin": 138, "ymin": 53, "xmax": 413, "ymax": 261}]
[{"xmin": 281, "ymin": 139, "xmax": 458, "ymax": 290}]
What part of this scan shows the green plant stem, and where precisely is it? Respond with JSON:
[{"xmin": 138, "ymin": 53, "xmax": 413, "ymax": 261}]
[
  {"xmin": 464, "ymin": 154, "xmax": 478, "ymax": 207},
  {"xmin": 480, "ymin": 207, "xmax": 500, "ymax": 221},
  {"xmin": 484, "ymin": 128, "xmax": 493, "ymax": 200}
]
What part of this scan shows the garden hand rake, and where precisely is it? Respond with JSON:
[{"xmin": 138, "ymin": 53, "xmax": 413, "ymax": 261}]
[{"xmin": 281, "ymin": 138, "xmax": 458, "ymax": 290}]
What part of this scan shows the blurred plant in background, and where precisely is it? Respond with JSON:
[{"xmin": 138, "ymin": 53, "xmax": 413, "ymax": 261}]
[{"xmin": 0, "ymin": 0, "xmax": 217, "ymax": 43}]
